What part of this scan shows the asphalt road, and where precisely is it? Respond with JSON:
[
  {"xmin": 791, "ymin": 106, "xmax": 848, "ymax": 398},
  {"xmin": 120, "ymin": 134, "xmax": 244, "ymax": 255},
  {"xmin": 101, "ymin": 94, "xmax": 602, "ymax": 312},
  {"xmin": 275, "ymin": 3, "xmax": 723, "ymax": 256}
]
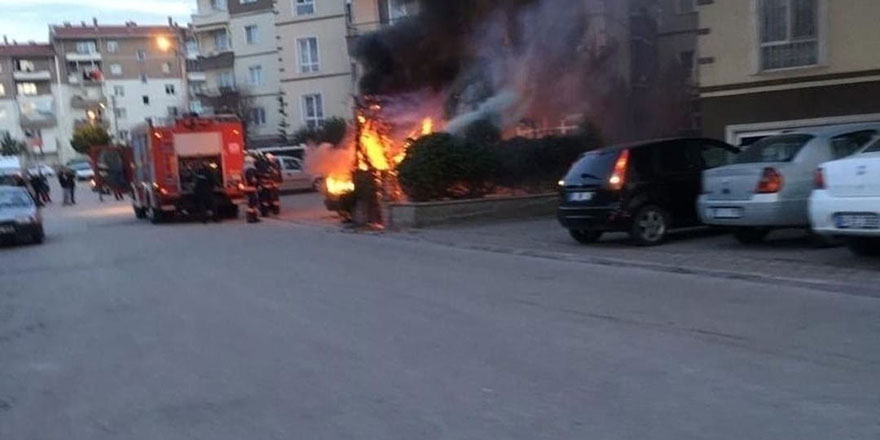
[{"xmin": 1, "ymin": 188, "xmax": 879, "ymax": 439}]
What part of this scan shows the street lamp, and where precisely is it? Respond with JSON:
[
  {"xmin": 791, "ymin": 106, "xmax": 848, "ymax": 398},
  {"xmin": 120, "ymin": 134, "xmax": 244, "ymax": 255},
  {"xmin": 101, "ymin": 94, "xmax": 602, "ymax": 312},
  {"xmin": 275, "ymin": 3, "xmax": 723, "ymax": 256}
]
[{"xmin": 156, "ymin": 36, "xmax": 172, "ymax": 52}]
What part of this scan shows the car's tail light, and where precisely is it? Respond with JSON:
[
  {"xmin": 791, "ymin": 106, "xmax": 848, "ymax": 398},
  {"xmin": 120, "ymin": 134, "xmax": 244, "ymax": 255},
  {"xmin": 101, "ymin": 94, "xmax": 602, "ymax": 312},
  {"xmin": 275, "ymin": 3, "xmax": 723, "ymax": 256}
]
[
  {"xmin": 814, "ymin": 168, "xmax": 826, "ymax": 189},
  {"xmin": 756, "ymin": 167, "xmax": 783, "ymax": 194},
  {"xmin": 608, "ymin": 149, "xmax": 630, "ymax": 191}
]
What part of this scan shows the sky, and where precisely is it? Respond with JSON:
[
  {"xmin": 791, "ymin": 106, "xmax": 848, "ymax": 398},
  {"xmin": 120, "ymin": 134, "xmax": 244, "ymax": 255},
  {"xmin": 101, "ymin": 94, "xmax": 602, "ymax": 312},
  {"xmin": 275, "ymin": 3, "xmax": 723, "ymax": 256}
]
[{"xmin": 0, "ymin": 0, "xmax": 197, "ymax": 43}]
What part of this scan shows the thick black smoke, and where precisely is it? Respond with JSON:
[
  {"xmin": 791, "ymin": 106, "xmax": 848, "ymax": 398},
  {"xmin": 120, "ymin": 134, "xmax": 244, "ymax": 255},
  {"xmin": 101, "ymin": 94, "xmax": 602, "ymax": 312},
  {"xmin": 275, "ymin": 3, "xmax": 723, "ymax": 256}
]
[{"xmin": 353, "ymin": 0, "xmax": 538, "ymax": 96}]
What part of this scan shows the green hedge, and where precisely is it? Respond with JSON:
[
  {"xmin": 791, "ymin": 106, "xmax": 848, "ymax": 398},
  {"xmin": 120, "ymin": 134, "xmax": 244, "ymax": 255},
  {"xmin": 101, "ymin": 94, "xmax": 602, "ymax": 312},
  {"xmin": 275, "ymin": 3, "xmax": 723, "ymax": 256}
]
[{"xmin": 398, "ymin": 125, "xmax": 604, "ymax": 202}]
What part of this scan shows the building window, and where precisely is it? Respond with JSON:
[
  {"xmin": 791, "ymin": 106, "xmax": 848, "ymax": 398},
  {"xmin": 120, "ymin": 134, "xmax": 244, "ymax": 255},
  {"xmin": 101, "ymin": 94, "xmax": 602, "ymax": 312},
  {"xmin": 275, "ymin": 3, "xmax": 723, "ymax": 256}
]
[
  {"xmin": 114, "ymin": 85, "xmax": 125, "ymax": 96},
  {"xmin": 17, "ymin": 83, "xmax": 38, "ymax": 96},
  {"xmin": 248, "ymin": 65, "xmax": 263, "ymax": 86},
  {"xmin": 118, "ymin": 130, "xmax": 129, "ymax": 140},
  {"xmin": 242, "ymin": 0, "xmax": 257, "ymax": 3},
  {"xmin": 294, "ymin": 0, "xmax": 315, "ymax": 16},
  {"xmin": 168, "ymin": 106, "xmax": 180, "ymax": 117},
  {"xmin": 297, "ymin": 37, "xmax": 319, "ymax": 73},
  {"xmin": 140, "ymin": 74, "xmax": 148, "ymax": 83},
  {"xmin": 677, "ymin": 0, "xmax": 695, "ymax": 14},
  {"xmin": 214, "ymin": 31, "xmax": 230, "ymax": 51},
  {"xmin": 75, "ymin": 41, "xmax": 97, "ymax": 54},
  {"xmin": 114, "ymin": 108, "xmax": 127, "ymax": 119},
  {"xmin": 16, "ymin": 60, "xmax": 36, "ymax": 72},
  {"xmin": 137, "ymin": 49, "xmax": 147, "ymax": 61},
  {"xmin": 245, "ymin": 25, "xmax": 259, "ymax": 45},
  {"xmin": 219, "ymin": 71, "xmax": 235, "ymax": 88},
  {"xmin": 165, "ymin": 84, "xmax": 176, "ymax": 95},
  {"xmin": 162, "ymin": 62, "xmax": 171, "ymax": 74},
  {"xmin": 143, "ymin": 96, "xmax": 150, "ymax": 105},
  {"xmin": 250, "ymin": 107, "xmax": 266, "ymax": 126},
  {"xmin": 759, "ymin": 0, "xmax": 819, "ymax": 70},
  {"xmin": 301, "ymin": 93, "xmax": 324, "ymax": 128},
  {"xmin": 107, "ymin": 41, "xmax": 119, "ymax": 53},
  {"xmin": 212, "ymin": 0, "xmax": 227, "ymax": 11},
  {"xmin": 110, "ymin": 64, "xmax": 123, "ymax": 76}
]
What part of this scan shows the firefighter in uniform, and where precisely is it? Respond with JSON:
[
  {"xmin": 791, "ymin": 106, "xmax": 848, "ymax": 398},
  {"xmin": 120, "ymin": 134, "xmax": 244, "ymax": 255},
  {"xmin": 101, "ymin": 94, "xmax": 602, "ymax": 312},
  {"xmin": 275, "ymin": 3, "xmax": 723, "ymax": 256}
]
[
  {"xmin": 243, "ymin": 155, "xmax": 260, "ymax": 223},
  {"xmin": 262, "ymin": 153, "xmax": 282, "ymax": 216}
]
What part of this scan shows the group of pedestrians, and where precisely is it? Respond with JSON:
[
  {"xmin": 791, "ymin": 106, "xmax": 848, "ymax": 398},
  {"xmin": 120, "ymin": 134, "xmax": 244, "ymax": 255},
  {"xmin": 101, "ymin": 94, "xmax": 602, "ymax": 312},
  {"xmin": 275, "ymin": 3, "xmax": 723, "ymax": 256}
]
[{"xmin": 28, "ymin": 173, "xmax": 52, "ymax": 205}]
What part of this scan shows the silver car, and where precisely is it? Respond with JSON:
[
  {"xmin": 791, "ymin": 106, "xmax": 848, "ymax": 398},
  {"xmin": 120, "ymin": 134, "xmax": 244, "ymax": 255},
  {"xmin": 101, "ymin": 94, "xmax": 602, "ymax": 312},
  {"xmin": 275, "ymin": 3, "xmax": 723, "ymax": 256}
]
[
  {"xmin": 0, "ymin": 185, "xmax": 44, "ymax": 245},
  {"xmin": 698, "ymin": 123, "xmax": 880, "ymax": 243}
]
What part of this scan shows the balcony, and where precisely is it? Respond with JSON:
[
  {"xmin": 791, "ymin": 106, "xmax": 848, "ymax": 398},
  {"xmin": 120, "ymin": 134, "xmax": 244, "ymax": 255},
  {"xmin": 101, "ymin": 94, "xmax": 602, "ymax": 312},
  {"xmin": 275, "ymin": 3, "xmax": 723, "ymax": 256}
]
[
  {"xmin": 13, "ymin": 70, "xmax": 51, "ymax": 81},
  {"xmin": 18, "ymin": 95, "xmax": 57, "ymax": 129},
  {"xmin": 192, "ymin": 10, "xmax": 229, "ymax": 29},
  {"xmin": 68, "ymin": 72, "xmax": 104, "ymax": 86},
  {"xmin": 198, "ymin": 51, "xmax": 234, "ymax": 70},
  {"xmin": 65, "ymin": 51, "xmax": 102, "ymax": 62},
  {"xmin": 187, "ymin": 72, "xmax": 207, "ymax": 82},
  {"xmin": 70, "ymin": 93, "xmax": 107, "ymax": 109}
]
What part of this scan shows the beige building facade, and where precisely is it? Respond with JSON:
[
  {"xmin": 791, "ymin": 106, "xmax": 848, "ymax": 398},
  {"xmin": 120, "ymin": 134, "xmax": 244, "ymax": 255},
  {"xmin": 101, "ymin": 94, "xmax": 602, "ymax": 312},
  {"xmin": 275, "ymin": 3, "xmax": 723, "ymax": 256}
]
[
  {"xmin": 191, "ymin": 0, "xmax": 281, "ymax": 146},
  {"xmin": 276, "ymin": 0, "xmax": 353, "ymax": 132},
  {"xmin": 698, "ymin": 0, "xmax": 880, "ymax": 144}
]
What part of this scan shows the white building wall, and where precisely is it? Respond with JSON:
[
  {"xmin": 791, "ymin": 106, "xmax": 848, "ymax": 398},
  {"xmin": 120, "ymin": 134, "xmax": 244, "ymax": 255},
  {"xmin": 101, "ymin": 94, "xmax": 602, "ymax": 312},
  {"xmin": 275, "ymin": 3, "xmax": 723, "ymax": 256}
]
[{"xmin": 105, "ymin": 79, "xmax": 186, "ymax": 139}]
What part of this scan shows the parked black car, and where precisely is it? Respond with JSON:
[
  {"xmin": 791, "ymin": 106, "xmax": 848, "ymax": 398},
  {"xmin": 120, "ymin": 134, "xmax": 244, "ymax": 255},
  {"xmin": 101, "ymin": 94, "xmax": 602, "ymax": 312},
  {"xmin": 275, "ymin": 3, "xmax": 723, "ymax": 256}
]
[{"xmin": 558, "ymin": 138, "xmax": 739, "ymax": 246}]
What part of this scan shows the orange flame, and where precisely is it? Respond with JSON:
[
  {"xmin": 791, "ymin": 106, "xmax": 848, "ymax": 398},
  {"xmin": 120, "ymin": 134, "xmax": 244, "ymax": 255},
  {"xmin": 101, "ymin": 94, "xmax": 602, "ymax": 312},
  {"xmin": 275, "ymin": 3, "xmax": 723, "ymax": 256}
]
[
  {"xmin": 326, "ymin": 175, "xmax": 355, "ymax": 196},
  {"xmin": 421, "ymin": 118, "xmax": 434, "ymax": 136}
]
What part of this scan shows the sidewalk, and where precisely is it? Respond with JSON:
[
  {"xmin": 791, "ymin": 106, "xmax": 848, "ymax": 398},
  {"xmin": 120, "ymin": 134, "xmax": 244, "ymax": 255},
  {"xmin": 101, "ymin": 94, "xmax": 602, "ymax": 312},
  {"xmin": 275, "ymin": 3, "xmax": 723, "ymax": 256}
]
[{"xmin": 397, "ymin": 218, "xmax": 880, "ymax": 296}]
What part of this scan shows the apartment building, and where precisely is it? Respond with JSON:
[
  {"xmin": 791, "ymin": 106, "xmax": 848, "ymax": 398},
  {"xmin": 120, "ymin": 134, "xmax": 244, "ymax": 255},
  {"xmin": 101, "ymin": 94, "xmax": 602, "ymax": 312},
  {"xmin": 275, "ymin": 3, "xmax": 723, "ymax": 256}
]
[
  {"xmin": 50, "ymin": 21, "xmax": 187, "ymax": 163},
  {"xmin": 191, "ymin": 0, "xmax": 280, "ymax": 146},
  {"xmin": 698, "ymin": 0, "xmax": 880, "ymax": 145},
  {"xmin": 0, "ymin": 42, "xmax": 61, "ymax": 161},
  {"xmin": 276, "ymin": 0, "xmax": 353, "ymax": 133}
]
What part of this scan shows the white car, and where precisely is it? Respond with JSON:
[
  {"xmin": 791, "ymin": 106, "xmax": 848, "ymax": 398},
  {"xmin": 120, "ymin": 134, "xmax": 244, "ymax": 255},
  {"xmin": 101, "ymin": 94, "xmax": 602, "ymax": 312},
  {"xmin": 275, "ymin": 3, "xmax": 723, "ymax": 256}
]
[
  {"xmin": 28, "ymin": 164, "xmax": 55, "ymax": 177},
  {"xmin": 809, "ymin": 137, "xmax": 880, "ymax": 255},
  {"xmin": 70, "ymin": 162, "xmax": 95, "ymax": 181},
  {"xmin": 275, "ymin": 156, "xmax": 319, "ymax": 192}
]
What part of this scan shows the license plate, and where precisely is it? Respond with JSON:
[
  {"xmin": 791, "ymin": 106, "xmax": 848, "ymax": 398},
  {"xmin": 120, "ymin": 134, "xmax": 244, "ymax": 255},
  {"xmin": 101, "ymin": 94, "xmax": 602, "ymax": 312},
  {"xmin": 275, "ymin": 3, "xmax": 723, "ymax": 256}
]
[
  {"xmin": 0, "ymin": 226, "xmax": 14, "ymax": 234},
  {"xmin": 712, "ymin": 207, "xmax": 743, "ymax": 219},
  {"xmin": 568, "ymin": 192, "xmax": 594, "ymax": 202},
  {"xmin": 835, "ymin": 213, "xmax": 880, "ymax": 230}
]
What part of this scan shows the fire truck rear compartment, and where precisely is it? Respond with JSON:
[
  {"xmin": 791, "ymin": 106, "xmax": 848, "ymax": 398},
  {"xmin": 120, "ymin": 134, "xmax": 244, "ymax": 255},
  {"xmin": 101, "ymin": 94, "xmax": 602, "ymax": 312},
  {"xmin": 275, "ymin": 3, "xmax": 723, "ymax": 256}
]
[{"xmin": 178, "ymin": 155, "xmax": 223, "ymax": 194}]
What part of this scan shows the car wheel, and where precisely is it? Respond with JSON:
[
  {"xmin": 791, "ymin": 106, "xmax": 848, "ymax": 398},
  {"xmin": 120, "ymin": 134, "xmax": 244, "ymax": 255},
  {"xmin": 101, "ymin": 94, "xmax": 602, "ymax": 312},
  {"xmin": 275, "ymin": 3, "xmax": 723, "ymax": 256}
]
[
  {"xmin": 733, "ymin": 227, "xmax": 770, "ymax": 244},
  {"xmin": 630, "ymin": 205, "xmax": 670, "ymax": 246},
  {"xmin": 807, "ymin": 230, "xmax": 839, "ymax": 248},
  {"xmin": 847, "ymin": 238, "xmax": 880, "ymax": 256},
  {"xmin": 147, "ymin": 207, "xmax": 164, "ymax": 224},
  {"xmin": 133, "ymin": 205, "xmax": 147, "ymax": 219},
  {"xmin": 32, "ymin": 226, "xmax": 45, "ymax": 244},
  {"xmin": 569, "ymin": 229, "xmax": 603, "ymax": 244}
]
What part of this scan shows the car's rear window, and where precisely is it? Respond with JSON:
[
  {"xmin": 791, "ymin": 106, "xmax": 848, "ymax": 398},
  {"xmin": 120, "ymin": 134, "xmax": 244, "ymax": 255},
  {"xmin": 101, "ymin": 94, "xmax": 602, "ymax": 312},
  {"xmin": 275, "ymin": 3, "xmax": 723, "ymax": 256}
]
[
  {"xmin": 733, "ymin": 134, "xmax": 813, "ymax": 164},
  {"xmin": 564, "ymin": 150, "xmax": 619, "ymax": 183},
  {"xmin": 0, "ymin": 189, "xmax": 33, "ymax": 208}
]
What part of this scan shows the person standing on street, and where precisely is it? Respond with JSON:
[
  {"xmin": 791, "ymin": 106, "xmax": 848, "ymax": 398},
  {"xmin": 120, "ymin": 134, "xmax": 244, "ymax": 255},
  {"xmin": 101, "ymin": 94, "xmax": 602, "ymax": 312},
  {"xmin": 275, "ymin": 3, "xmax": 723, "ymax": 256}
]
[
  {"xmin": 243, "ymin": 156, "xmax": 260, "ymax": 223},
  {"xmin": 58, "ymin": 168, "xmax": 72, "ymax": 206},
  {"xmin": 193, "ymin": 165, "xmax": 218, "ymax": 223}
]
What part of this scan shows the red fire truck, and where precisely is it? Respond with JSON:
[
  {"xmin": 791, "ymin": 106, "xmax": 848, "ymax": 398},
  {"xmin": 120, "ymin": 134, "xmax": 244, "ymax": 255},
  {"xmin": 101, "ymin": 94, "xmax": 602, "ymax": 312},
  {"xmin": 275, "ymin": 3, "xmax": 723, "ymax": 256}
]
[{"xmin": 130, "ymin": 116, "xmax": 246, "ymax": 223}]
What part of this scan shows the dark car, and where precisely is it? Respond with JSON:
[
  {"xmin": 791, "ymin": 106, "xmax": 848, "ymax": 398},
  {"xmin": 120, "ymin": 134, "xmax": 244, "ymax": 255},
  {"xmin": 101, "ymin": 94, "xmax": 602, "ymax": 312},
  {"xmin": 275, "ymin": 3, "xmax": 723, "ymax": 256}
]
[
  {"xmin": 558, "ymin": 138, "xmax": 739, "ymax": 246},
  {"xmin": 0, "ymin": 185, "xmax": 44, "ymax": 245}
]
